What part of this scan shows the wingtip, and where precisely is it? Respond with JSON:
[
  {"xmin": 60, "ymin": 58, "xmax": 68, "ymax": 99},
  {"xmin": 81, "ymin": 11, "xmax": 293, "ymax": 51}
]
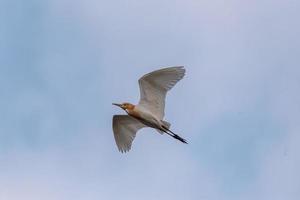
[
  {"xmin": 119, "ymin": 148, "xmax": 130, "ymax": 153},
  {"xmin": 172, "ymin": 65, "xmax": 185, "ymax": 70}
]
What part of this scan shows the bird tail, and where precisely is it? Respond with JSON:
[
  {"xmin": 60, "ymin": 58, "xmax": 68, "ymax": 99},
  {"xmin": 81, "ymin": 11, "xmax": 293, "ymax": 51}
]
[
  {"xmin": 162, "ymin": 120, "xmax": 171, "ymax": 129},
  {"xmin": 156, "ymin": 120, "xmax": 171, "ymax": 134},
  {"xmin": 161, "ymin": 123, "xmax": 188, "ymax": 144}
]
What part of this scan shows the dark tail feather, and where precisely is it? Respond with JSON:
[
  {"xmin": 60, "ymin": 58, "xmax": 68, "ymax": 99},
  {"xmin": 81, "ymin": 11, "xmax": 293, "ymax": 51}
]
[{"xmin": 161, "ymin": 125, "xmax": 188, "ymax": 144}]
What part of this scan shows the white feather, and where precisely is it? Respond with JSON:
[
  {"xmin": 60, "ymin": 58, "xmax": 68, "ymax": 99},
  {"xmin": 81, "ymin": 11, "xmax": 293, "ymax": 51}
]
[
  {"xmin": 112, "ymin": 115, "xmax": 145, "ymax": 153},
  {"xmin": 138, "ymin": 66, "xmax": 185, "ymax": 119}
]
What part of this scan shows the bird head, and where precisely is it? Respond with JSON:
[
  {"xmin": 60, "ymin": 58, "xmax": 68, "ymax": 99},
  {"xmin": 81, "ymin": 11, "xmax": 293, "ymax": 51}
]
[{"xmin": 112, "ymin": 102, "xmax": 135, "ymax": 111}]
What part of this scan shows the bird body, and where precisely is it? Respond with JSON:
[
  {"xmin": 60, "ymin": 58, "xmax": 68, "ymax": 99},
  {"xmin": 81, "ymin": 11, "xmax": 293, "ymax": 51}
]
[
  {"xmin": 112, "ymin": 66, "xmax": 187, "ymax": 153},
  {"xmin": 116, "ymin": 103, "xmax": 162, "ymax": 131},
  {"xmin": 131, "ymin": 105, "xmax": 162, "ymax": 129}
]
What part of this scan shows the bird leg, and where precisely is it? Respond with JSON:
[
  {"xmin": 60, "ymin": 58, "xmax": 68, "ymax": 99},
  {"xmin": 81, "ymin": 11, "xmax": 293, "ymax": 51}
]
[{"xmin": 161, "ymin": 126, "xmax": 188, "ymax": 144}]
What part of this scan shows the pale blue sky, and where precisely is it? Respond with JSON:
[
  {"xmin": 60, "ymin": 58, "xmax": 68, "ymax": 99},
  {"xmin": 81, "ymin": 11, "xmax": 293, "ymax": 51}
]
[{"xmin": 1, "ymin": 0, "xmax": 300, "ymax": 200}]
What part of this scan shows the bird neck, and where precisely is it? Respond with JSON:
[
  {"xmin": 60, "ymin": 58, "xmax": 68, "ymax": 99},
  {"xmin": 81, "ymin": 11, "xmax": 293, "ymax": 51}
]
[
  {"xmin": 126, "ymin": 105, "xmax": 141, "ymax": 118},
  {"xmin": 126, "ymin": 104, "xmax": 135, "ymax": 111}
]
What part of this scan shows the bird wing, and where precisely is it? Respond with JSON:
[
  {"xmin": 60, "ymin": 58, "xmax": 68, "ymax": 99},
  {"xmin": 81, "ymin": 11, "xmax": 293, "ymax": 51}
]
[
  {"xmin": 112, "ymin": 115, "xmax": 146, "ymax": 153},
  {"xmin": 138, "ymin": 66, "xmax": 185, "ymax": 119}
]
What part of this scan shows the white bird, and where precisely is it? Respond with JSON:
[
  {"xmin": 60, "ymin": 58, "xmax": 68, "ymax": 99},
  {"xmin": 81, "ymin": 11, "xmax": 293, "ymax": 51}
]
[{"xmin": 112, "ymin": 66, "xmax": 187, "ymax": 153}]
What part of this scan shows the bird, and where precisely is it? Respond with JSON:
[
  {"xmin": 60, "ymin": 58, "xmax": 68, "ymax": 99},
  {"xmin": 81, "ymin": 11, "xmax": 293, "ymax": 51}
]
[{"xmin": 112, "ymin": 66, "xmax": 187, "ymax": 153}]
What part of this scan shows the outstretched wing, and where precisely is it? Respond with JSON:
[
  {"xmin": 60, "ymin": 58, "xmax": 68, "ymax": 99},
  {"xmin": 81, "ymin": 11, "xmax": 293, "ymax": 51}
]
[
  {"xmin": 112, "ymin": 115, "xmax": 146, "ymax": 153},
  {"xmin": 138, "ymin": 66, "xmax": 185, "ymax": 119}
]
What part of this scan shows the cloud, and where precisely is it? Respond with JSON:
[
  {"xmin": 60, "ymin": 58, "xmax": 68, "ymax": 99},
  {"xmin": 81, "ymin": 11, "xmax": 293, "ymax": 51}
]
[{"xmin": 1, "ymin": 0, "xmax": 299, "ymax": 199}]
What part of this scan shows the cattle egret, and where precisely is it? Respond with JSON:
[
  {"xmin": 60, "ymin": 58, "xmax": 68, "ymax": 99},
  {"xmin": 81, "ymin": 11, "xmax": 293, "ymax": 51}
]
[{"xmin": 112, "ymin": 66, "xmax": 187, "ymax": 153}]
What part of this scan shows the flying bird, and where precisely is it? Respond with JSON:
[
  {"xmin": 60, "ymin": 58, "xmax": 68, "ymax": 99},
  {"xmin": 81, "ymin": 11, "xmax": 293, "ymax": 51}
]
[{"xmin": 112, "ymin": 66, "xmax": 187, "ymax": 153}]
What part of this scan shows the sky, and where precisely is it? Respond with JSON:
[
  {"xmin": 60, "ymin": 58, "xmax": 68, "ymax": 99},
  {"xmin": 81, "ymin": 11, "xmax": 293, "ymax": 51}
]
[{"xmin": 1, "ymin": 0, "xmax": 300, "ymax": 199}]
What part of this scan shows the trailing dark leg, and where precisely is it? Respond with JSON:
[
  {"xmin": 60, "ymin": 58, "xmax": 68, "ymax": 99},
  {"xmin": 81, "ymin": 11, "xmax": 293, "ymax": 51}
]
[{"xmin": 161, "ymin": 126, "xmax": 188, "ymax": 144}]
